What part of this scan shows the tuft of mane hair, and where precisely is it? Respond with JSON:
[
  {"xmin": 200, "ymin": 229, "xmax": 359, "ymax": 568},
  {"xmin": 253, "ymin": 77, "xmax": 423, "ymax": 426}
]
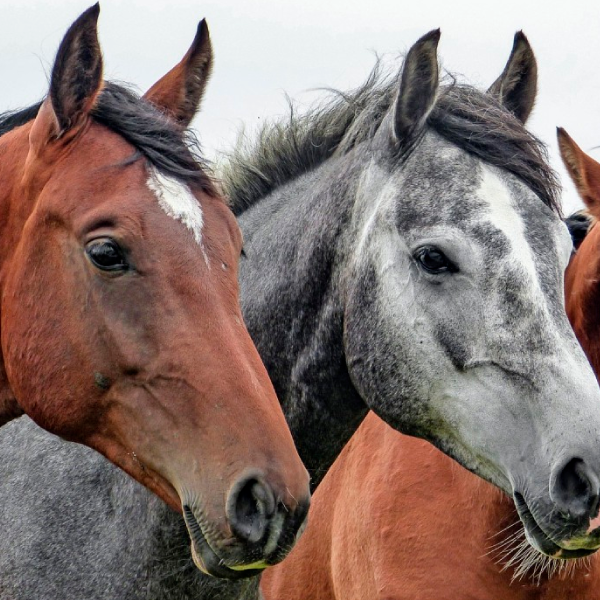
[
  {"xmin": 223, "ymin": 60, "xmax": 560, "ymax": 216},
  {"xmin": 0, "ymin": 82, "xmax": 216, "ymax": 195},
  {"xmin": 0, "ymin": 102, "xmax": 43, "ymax": 137}
]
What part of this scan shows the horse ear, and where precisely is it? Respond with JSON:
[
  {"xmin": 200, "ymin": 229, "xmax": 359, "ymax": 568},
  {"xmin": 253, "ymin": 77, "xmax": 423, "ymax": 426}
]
[
  {"xmin": 393, "ymin": 29, "xmax": 440, "ymax": 148},
  {"xmin": 30, "ymin": 4, "xmax": 102, "ymax": 147},
  {"xmin": 143, "ymin": 19, "xmax": 213, "ymax": 128},
  {"xmin": 488, "ymin": 32, "xmax": 537, "ymax": 123},
  {"xmin": 51, "ymin": 4, "xmax": 103, "ymax": 136},
  {"xmin": 558, "ymin": 127, "xmax": 600, "ymax": 217}
]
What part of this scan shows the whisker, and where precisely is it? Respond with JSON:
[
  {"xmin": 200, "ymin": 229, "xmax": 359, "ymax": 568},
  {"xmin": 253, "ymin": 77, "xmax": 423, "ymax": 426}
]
[{"xmin": 487, "ymin": 519, "xmax": 522, "ymax": 540}]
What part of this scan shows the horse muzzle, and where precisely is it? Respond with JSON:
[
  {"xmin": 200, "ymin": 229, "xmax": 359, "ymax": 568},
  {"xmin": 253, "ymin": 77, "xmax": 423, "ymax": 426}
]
[
  {"xmin": 514, "ymin": 482, "xmax": 600, "ymax": 560},
  {"xmin": 183, "ymin": 474, "xmax": 310, "ymax": 579}
]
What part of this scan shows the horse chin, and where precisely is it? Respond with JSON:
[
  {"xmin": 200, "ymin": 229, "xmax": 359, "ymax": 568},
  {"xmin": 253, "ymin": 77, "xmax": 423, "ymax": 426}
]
[
  {"xmin": 514, "ymin": 492, "xmax": 599, "ymax": 560},
  {"xmin": 86, "ymin": 437, "xmax": 183, "ymax": 512},
  {"xmin": 183, "ymin": 505, "xmax": 266, "ymax": 580}
]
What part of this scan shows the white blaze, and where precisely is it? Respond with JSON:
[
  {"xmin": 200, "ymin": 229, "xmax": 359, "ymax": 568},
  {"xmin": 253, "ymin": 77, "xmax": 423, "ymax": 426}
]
[
  {"xmin": 478, "ymin": 165, "xmax": 542, "ymax": 295},
  {"xmin": 147, "ymin": 167, "xmax": 204, "ymax": 246}
]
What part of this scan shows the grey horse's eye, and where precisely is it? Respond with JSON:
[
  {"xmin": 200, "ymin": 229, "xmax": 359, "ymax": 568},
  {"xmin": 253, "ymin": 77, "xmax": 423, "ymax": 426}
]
[{"xmin": 414, "ymin": 246, "xmax": 458, "ymax": 275}]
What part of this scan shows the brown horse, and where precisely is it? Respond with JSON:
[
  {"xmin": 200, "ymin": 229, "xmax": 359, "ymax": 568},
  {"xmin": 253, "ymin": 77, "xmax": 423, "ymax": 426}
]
[
  {"xmin": 0, "ymin": 4, "xmax": 309, "ymax": 579},
  {"xmin": 259, "ymin": 94, "xmax": 600, "ymax": 600},
  {"xmin": 262, "ymin": 411, "xmax": 600, "ymax": 600}
]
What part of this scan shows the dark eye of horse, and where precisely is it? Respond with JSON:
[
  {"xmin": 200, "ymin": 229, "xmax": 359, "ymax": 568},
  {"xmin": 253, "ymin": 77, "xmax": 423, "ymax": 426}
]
[
  {"xmin": 86, "ymin": 239, "xmax": 128, "ymax": 272},
  {"xmin": 414, "ymin": 246, "xmax": 458, "ymax": 275}
]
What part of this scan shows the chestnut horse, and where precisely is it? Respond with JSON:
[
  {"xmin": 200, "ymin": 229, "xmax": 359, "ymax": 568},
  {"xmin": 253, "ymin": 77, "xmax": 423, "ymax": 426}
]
[
  {"xmin": 0, "ymin": 4, "xmax": 310, "ymax": 581},
  {"xmin": 262, "ymin": 412, "xmax": 600, "ymax": 600},
  {"xmin": 2, "ymin": 27, "xmax": 600, "ymax": 600},
  {"xmin": 260, "ymin": 137, "xmax": 600, "ymax": 598}
]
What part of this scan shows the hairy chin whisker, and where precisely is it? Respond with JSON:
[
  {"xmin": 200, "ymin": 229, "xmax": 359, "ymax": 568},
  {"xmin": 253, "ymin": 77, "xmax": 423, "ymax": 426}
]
[
  {"xmin": 486, "ymin": 526, "xmax": 590, "ymax": 586},
  {"xmin": 487, "ymin": 519, "xmax": 522, "ymax": 541}
]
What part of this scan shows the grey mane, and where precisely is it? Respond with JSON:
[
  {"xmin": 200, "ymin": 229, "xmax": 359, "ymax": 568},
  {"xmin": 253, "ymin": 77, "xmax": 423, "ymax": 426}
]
[{"xmin": 223, "ymin": 61, "xmax": 559, "ymax": 216}]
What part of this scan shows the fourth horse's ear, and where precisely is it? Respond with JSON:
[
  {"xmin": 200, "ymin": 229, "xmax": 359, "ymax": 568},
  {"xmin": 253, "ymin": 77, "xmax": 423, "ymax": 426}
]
[{"xmin": 558, "ymin": 127, "xmax": 600, "ymax": 218}]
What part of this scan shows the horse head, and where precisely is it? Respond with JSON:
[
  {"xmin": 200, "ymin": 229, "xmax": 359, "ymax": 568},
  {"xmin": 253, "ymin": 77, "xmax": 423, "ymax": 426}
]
[
  {"xmin": 0, "ymin": 5, "xmax": 309, "ymax": 578},
  {"xmin": 343, "ymin": 30, "xmax": 600, "ymax": 559}
]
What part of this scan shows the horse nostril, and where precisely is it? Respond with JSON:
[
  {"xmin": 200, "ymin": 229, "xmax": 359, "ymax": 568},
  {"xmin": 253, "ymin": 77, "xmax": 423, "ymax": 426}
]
[
  {"xmin": 552, "ymin": 458, "xmax": 600, "ymax": 519},
  {"xmin": 227, "ymin": 477, "xmax": 276, "ymax": 544}
]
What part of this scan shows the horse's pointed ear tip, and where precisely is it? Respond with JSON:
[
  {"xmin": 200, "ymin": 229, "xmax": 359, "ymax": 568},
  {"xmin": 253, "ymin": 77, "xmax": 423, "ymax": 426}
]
[
  {"xmin": 413, "ymin": 29, "xmax": 440, "ymax": 53},
  {"xmin": 514, "ymin": 31, "xmax": 533, "ymax": 53},
  {"xmin": 199, "ymin": 19, "xmax": 210, "ymax": 38},
  {"xmin": 84, "ymin": 3, "xmax": 101, "ymax": 20},
  {"xmin": 557, "ymin": 127, "xmax": 571, "ymax": 144},
  {"xmin": 66, "ymin": 3, "xmax": 99, "ymax": 31},
  {"xmin": 192, "ymin": 19, "xmax": 210, "ymax": 50},
  {"xmin": 426, "ymin": 28, "xmax": 441, "ymax": 43},
  {"xmin": 70, "ymin": 3, "xmax": 100, "ymax": 31}
]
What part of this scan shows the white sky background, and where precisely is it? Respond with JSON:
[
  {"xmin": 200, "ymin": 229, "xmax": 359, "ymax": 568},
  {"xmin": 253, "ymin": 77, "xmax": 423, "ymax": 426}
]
[{"xmin": 0, "ymin": 0, "xmax": 598, "ymax": 214}]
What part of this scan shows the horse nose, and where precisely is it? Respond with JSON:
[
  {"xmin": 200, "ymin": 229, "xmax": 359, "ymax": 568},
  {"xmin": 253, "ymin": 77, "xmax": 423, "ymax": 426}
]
[
  {"xmin": 226, "ymin": 474, "xmax": 310, "ymax": 548},
  {"xmin": 227, "ymin": 476, "xmax": 276, "ymax": 543},
  {"xmin": 550, "ymin": 457, "xmax": 600, "ymax": 520}
]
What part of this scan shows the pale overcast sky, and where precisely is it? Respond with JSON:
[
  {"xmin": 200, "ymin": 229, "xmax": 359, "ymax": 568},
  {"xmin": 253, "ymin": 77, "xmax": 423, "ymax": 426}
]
[{"xmin": 0, "ymin": 0, "xmax": 597, "ymax": 213}]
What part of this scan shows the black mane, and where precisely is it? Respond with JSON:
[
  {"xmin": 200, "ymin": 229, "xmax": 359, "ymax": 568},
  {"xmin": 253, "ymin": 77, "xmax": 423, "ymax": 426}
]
[
  {"xmin": 0, "ymin": 102, "xmax": 43, "ymax": 136},
  {"xmin": 0, "ymin": 82, "xmax": 215, "ymax": 194},
  {"xmin": 223, "ymin": 61, "xmax": 559, "ymax": 215}
]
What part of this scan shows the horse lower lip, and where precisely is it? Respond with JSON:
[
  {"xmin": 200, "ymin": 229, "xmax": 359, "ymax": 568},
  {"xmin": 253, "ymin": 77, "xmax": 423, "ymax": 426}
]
[
  {"xmin": 183, "ymin": 506, "xmax": 265, "ymax": 580},
  {"xmin": 513, "ymin": 493, "xmax": 598, "ymax": 559}
]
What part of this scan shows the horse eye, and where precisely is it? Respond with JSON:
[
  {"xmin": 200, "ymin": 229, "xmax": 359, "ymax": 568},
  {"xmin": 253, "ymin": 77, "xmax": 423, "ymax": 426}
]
[
  {"xmin": 414, "ymin": 246, "xmax": 458, "ymax": 275},
  {"xmin": 86, "ymin": 239, "xmax": 128, "ymax": 272}
]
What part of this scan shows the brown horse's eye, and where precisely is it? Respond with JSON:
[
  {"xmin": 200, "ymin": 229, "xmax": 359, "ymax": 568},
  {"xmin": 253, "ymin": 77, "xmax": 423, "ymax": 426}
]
[
  {"xmin": 86, "ymin": 239, "xmax": 128, "ymax": 272},
  {"xmin": 414, "ymin": 246, "xmax": 458, "ymax": 275}
]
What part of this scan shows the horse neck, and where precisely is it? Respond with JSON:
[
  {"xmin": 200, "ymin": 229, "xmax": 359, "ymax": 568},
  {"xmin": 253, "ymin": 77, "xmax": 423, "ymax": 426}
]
[{"xmin": 238, "ymin": 155, "xmax": 368, "ymax": 489}]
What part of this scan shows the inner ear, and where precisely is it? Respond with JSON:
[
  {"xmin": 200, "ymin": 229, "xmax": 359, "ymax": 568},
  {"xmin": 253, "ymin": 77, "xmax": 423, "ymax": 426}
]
[
  {"xmin": 394, "ymin": 29, "xmax": 441, "ymax": 150},
  {"xmin": 143, "ymin": 19, "xmax": 213, "ymax": 128},
  {"xmin": 48, "ymin": 3, "xmax": 103, "ymax": 138},
  {"xmin": 488, "ymin": 31, "xmax": 537, "ymax": 124}
]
